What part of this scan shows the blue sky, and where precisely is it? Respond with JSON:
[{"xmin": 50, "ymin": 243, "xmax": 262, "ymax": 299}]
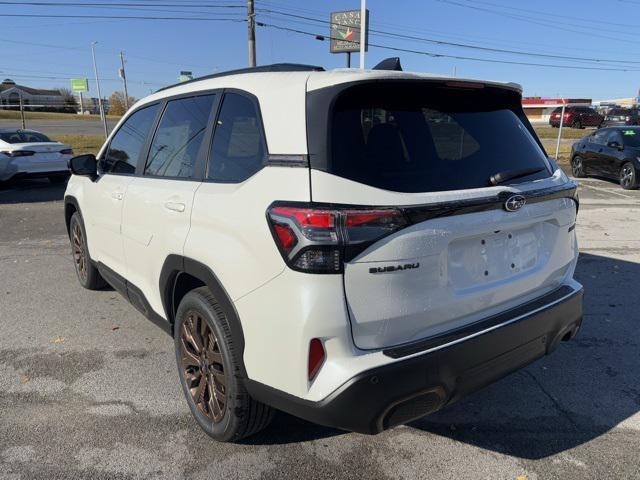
[{"xmin": 3, "ymin": 0, "xmax": 640, "ymax": 101}]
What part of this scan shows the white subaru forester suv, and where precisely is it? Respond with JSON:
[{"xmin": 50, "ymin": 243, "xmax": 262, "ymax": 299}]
[{"xmin": 64, "ymin": 61, "xmax": 583, "ymax": 442}]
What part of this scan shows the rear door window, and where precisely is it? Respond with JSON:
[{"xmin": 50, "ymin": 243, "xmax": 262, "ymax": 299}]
[
  {"xmin": 328, "ymin": 82, "xmax": 550, "ymax": 193},
  {"xmin": 145, "ymin": 94, "xmax": 216, "ymax": 179}
]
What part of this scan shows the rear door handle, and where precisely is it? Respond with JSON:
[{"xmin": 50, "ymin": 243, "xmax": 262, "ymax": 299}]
[
  {"xmin": 164, "ymin": 201, "xmax": 185, "ymax": 212},
  {"xmin": 111, "ymin": 192, "xmax": 124, "ymax": 200}
]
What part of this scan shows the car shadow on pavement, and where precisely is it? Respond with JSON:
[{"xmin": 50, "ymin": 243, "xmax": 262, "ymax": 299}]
[
  {"xmin": 240, "ymin": 412, "xmax": 345, "ymax": 445},
  {"xmin": 0, "ymin": 178, "xmax": 67, "ymax": 204},
  {"xmin": 409, "ymin": 252, "xmax": 640, "ymax": 459}
]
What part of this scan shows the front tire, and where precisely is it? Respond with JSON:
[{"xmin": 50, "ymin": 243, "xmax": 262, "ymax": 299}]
[
  {"xmin": 69, "ymin": 212, "xmax": 106, "ymax": 290},
  {"xmin": 571, "ymin": 155, "xmax": 586, "ymax": 178},
  {"xmin": 174, "ymin": 287, "xmax": 274, "ymax": 442},
  {"xmin": 620, "ymin": 162, "xmax": 638, "ymax": 190}
]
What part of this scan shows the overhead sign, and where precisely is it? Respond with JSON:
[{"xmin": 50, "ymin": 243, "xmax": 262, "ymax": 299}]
[
  {"xmin": 71, "ymin": 78, "xmax": 89, "ymax": 93},
  {"xmin": 330, "ymin": 9, "xmax": 368, "ymax": 54},
  {"xmin": 178, "ymin": 71, "xmax": 194, "ymax": 82}
]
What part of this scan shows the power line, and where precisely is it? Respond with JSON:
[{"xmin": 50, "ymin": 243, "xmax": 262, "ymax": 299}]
[
  {"xmin": 441, "ymin": 0, "xmax": 640, "ymax": 31},
  {"xmin": 0, "ymin": 37, "xmax": 220, "ymax": 70},
  {"xmin": 0, "ymin": 13, "xmax": 246, "ymax": 21},
  {"xmin": 256, "ymin": 21, "xmax": 640, "ymax": 72},
  {"xmin": 438, "ymin": 0, "xmax": 640, "ymax": 46},
  {"xmin": 258, "ymin": 8, "xmax": 640, "ymax": 66},
  {"xmin": 0, "ymin": 0, "xmax": 244, "ymax": 5}
]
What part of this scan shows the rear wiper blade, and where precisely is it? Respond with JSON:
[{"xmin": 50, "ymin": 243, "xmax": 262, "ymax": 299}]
[{"xmin": 489, "ymin": 167, "xmax": 545, "ymax": 186}]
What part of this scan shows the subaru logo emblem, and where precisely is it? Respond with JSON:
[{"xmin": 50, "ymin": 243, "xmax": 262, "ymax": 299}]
[{"xmin": 504, "ymin": 195, "xmax": 526, "ymax": 212}]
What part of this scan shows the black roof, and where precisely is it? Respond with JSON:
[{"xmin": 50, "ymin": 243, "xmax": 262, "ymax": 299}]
[{"xmin": 157, "ymin": 63, "xmax": 325, "ymax": 92}]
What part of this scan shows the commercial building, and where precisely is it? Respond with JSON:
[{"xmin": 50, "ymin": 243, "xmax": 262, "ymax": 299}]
[
  {"xmin": 522, "ymin": 97, "xmax": 592, "ymax": 123},
  {"xmin": 0, "ymin": 79, "xmax": 67, "ymax": 111}
]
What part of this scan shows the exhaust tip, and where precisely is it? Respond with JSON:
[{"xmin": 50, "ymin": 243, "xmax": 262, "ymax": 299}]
[{"xmin": 380, "ymin": 386, "xmax": 447, "ymax": 430}]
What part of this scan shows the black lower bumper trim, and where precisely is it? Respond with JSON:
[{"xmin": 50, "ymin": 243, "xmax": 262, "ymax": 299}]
[{"xmin": 245, "ymin": 286, "xmax": 583, "ymax": 434}]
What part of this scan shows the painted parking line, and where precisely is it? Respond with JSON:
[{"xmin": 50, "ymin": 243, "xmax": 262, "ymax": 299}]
[{"xmin": 579, "ymin": 183, "xmax": 635, "ymax": 199}]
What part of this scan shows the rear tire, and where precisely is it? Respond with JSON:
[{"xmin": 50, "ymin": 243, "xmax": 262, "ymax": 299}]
[
  {"xmin": 572, "ymin": 119, "xmax": 582, "ymax": 129},
  {"xmin": 620, "ymin": 162, "xmax": 638, "ymax": 190},
  {"xmin": 174, "ymin": 286, "xmax": 274, "ymax": 442},
  {"xmin": 69, "ymin": 212, "xmax": 106, "ymax": 290},
  {"xmin": 571, "ymin": 155, "xmax": 586, "ymax": 178}
]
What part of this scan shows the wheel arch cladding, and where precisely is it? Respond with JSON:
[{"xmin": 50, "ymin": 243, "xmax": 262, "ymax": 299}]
[
  {"xmin": 64, "ymin": 195, "xmax": 80, "ymax": 236},
  {"xmin": 159, "ymin": 255, "xmax": 248, "ymax": 378}
]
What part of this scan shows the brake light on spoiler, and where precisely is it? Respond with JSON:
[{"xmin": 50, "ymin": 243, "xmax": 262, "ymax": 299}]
[{"xmin": 267, "ymin": 204, "xmax": 409, "ymax": 273}]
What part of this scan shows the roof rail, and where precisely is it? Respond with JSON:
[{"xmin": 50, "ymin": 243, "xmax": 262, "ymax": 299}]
[{"xmin": 156, "ymin": 63, "xmax": 325, "ymax": 92}]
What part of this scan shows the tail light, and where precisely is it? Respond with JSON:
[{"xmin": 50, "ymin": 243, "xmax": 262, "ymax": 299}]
[
  {"xmin": 60, "ymin": 148, "xmax": 74, "ymax": 155},
  {"xmin": 267, "ymin": 203, "xmax": 409, "ymax": 273},
  {"xmin": 308, "ymin": 338, "xmax": 325, "ymax": 381},
  {"xmin": 0, "ymin": 150, "xmax": 35, "ymax": 157},
  {"xmin": 563, "ymin": 113, "xmax": 570, "ymax": 119}
]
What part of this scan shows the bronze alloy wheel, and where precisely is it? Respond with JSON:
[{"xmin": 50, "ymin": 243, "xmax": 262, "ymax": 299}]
[
  {"xmin": 72, "ymin": 220, "xmax": 87, "ymax": 281},
  {"xmin": 179, "ymin": 311, "xmax": 227, "ymax": 423}
]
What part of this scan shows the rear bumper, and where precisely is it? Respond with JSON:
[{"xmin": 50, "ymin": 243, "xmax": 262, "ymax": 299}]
[
  {"xmin": 245, "ymin": 285, "xmax": 583, "ymax": 434},
  {"xmin": 0, "ymin": 158, "xmax": 69, "ymax": 181}
]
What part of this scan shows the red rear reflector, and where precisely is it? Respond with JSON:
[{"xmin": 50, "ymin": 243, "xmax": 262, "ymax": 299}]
[{"xmin": 308, "ymin": 338, "xmax": 325, "ymax": 381}]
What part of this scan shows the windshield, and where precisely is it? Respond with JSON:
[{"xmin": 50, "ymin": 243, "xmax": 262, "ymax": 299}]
[
  {"xmin": 0, "ymin": 131, "xmax": 52, "ymax": 144},
  {"xmin": 326, "ymin": 82, "xmax": 550, "ymax": 193}
]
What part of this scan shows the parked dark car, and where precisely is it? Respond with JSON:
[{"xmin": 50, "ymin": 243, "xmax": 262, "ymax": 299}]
[
  {"xmin": 601, "ymin": 107, "xmax": 640, "ymax": 128},
  {"xmin": 549, "ymin": 106, "xmax": 603, "ymax": 129},
  {"xmin": 571, "ymin": 127, "xmax": 640, "ymax": 189}
]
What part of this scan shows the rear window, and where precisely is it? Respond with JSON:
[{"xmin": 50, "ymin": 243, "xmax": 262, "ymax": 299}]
[
  {"xmin": 327, "ymin": 82, "xmax": 550, "ymax": 193},
  {"xmin": 0, "ymin": 131, "xmax": 51, "ymax": 143}
]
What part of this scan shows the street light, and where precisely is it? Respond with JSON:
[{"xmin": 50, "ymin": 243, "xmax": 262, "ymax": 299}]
[{"xmin": 91, "ymin": 41, "xmax": 108, "ymax": 139}]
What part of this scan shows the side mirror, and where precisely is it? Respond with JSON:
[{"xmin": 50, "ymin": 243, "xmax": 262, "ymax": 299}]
[
  {"xmin": 607, "ymin": 141, "xmax": 623, "ymax": 150},
  {"xmin": 68, "ymin": 154, "xmax": 97, "ymax": 179}
]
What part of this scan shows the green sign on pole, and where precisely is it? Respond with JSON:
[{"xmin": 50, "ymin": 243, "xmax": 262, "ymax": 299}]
[
  {"xmin": 71, "ymin": 78, "xmax": 89, "ymax": 93},
  {"xmin": 178, "ymin": 71, "xmax": 194, "ymax": 83}
]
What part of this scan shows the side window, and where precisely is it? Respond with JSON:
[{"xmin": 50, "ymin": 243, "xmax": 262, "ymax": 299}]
[
  {"xmin": 102, "ymin": 104, "xmax": 159, "ymax": 174},
  {"xmin": 145, "ymin": 94, "xmax": 216, "ymax": 178},
  {"xmin": 207, "ymin": 92, "xmax": 266, "ymax": 182}
]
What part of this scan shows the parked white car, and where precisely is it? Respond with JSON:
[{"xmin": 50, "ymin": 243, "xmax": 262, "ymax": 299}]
[
  {"xmin": 0, "ymin": 128, "xmax": 72, "ymax": 183},
  {"xmin": 64, "ymin": 61, "xmax": 583, "ymax": 442}
]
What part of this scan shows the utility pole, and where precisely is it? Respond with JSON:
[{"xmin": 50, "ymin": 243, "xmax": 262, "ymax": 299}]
[
  {"xmin": 247, "ymin": 0, "xmax": 256, "ymax": 67},
  {"xmin": 359, "ymin": 0, "xmax": 366, "ymax": 69},
  {"xmin": 18, "ymin": 93, "xmax": 25, "ymax": 130},
  {"xmin": 119, "ymin": 51, "xmax": 130, "ymax": 111},
  {"xmin": 91, "ymin": 41, "xmax": 108, "ymax": 139},
  {"xmin": 555, "ymin": 99, "xmax": 566, "ymax": 159}
]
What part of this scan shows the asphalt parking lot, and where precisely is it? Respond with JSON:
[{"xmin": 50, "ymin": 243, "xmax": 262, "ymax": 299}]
[{"xmin": 1, "ymin": 176, "xmax": 639, "ymax": 479}]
